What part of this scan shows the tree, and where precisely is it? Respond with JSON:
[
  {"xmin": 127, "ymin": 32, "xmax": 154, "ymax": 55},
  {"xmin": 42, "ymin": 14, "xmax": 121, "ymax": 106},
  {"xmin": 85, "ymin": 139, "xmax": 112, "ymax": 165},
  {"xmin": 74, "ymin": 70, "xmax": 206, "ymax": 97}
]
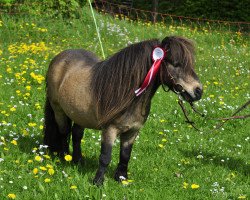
[{"xmin": 152, "ymin": 0, "xmax": 158, "ymax": 23}]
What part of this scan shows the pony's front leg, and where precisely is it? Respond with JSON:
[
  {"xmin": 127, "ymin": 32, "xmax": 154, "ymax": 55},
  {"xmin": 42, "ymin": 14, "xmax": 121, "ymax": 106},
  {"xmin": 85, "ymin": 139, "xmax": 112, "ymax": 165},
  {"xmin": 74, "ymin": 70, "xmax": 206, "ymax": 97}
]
[
  {"xmin": 93, "ymin": 126, "xmax": 119, "ymax": 185},
  {"xmin": 114, "ymin": 130, "xmax": 138, "ymax": 182}
]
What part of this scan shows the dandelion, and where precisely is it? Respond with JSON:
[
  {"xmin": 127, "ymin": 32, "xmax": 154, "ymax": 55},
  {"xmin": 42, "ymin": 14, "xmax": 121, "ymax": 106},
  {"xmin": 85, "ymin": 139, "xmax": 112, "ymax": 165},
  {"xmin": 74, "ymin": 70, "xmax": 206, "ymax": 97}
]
[
  {"xmin": 34, "ymin": 155, "xmax": 42, "ymax": 162},
  {"xmin": 28, "ymin": 122, "xmax": 37, "ymax": 127},
  {"xmin": 64, "ymin": 154, "xmax": 72, "ymax": 162},
  {"xmin": 48, "ymin": 168, "xmax": 55, "ymax": 175},
  {"xmin": 7, "ymin": 193, "xmax": 16, "ymax": 199},
  {"xmin": 43, "ymin": 155, "xmax": 50, "ymax": 159},
  {"xmin": 33, "ymin": 168, "xmax": 38, "ymax": 175},
  {"xmin": 191, "ymin": 183, "xmax": 200, "ymax": 189},
  {"xmin": 238, "ymin": 195, "xmax": 247, "ymax": 199},
  {"xmin": 39, "ymin": 166, "xmax": 47, "ymax": 171},
  {"xmin": 70, "ymin": 185, "xmax": 77, "ymax": 189},
  {"xmin": 11, "ymin": 140, "xmax": 17, "ymax": 145},
  {"xmin": 44, "ymin": 178, "xmax": 51, "ymax": 183},
  {"xmin": 46, "ymin": 164, "xmax": 53, "ymax": 168},
  {"xmin": 183, "ymin": 182, "xmax": 188, "ymax": 189},
  {"xmin": 25, "ymin": 85, "xmax": 31, "ymax": 90},
  {"xmin": 158, "ymin": 144, "xmax": 164, "ymax": 148},
  {"xmin": 10, "ymin": 107, "xmax": 16, "ymax": 112}
]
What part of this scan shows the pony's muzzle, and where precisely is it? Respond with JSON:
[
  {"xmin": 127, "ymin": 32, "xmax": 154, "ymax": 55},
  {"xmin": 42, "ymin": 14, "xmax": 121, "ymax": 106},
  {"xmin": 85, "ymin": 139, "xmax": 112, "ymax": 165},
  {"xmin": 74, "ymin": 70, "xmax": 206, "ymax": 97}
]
[{"xmin": 194, "ymin": 86, "xmax": 203, "ymax": 101}]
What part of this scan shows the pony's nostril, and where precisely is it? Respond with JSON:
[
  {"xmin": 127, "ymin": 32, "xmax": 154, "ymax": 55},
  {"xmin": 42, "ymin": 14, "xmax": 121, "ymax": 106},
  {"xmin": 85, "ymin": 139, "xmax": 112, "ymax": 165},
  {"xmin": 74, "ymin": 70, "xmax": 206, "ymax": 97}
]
[{"xmin": 194, "ymin": 87, "xmax": 203, "ymax": 98}]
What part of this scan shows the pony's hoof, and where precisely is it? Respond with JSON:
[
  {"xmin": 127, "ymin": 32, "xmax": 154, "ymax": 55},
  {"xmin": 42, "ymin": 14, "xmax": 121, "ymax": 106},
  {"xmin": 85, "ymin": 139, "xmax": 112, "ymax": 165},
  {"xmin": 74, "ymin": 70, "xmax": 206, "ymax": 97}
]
[
  {"xmin": 93, "ymin": 176, "xmax": 104, "ymax": 186},
  {"xmin": 114, "ymin": 171, "xmax": 128, "ymax": 182},
  {"xmin": 73, "ymin": 156, "xmax": 84, "ymax": 165}
]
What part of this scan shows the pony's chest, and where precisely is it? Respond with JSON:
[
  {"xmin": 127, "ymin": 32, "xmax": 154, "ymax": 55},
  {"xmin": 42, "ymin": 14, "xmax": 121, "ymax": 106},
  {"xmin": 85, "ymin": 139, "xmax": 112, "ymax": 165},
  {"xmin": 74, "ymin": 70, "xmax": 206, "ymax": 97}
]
[{"xmin": 112, "ymin": 103, "xmax": 150, "ymax": 132}]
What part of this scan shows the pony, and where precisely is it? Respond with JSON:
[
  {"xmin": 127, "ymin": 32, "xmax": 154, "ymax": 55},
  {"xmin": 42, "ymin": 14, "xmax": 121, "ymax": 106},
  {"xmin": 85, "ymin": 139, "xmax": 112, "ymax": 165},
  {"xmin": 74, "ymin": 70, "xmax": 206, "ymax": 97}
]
[{"xmin": 44, "ymin": 36, "xmax": 203, "ymax": 185}]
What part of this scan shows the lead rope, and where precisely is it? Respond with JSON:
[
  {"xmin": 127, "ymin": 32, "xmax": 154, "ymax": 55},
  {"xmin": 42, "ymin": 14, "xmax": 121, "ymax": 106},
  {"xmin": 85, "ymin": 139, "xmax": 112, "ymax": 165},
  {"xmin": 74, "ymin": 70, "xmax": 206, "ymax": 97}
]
[
  {"xmin": 177, "ymin": 98, "xmax": 250, "ymax": 132},
  {"xmin": 88, "ymin": 0, "xmax": 106, "ymax": 59}
]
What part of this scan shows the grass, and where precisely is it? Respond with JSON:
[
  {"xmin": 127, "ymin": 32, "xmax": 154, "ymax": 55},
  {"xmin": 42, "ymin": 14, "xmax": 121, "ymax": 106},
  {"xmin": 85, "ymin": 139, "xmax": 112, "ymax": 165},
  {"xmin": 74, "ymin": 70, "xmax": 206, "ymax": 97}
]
[{"xmin": 0, "ymin": 7, "xmax": 249, "ymax": 200}]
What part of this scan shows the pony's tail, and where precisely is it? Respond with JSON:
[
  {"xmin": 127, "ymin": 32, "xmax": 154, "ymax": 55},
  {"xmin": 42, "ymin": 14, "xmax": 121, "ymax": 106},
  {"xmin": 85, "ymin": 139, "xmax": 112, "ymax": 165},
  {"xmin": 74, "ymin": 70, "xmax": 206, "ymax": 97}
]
[{"xmin": 43, "ymin": 97, "xmax": 62, "ymax": 153}]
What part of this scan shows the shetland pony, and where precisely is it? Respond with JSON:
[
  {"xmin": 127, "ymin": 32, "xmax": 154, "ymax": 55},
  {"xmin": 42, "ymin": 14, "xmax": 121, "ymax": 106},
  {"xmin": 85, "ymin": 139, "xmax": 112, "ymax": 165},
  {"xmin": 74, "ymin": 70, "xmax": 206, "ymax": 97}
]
[{"xmin": 44, "ymin": 36, "xmax": 203, "ymax": 185}]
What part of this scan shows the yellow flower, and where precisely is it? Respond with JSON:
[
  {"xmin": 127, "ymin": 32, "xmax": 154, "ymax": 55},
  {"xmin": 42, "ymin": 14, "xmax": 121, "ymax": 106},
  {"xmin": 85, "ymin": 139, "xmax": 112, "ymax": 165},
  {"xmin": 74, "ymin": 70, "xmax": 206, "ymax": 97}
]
[
  {"xmin": 158, "ymin": 144, "xmax": 164, "ymax": 148},
  {"xmin": 238, "ymin": 195, "xmax": 247, "ymax": 199},
  {"xmin": 183, "ymin": 182, "xmax": 188, "ymax": 189},
  {"xmin": 46, "ymin": 164, "xmax": 53, "ymax": 168},
  {"xmin": 27, "ymin": 160, "xmax": 33, "ymax": 163},
  {"xmin": 39, "ymin": 166, "xmax": 47, "ymax": 171},
  {"xmin": 7, "ymin": 193, "xmax": 16, "ymax": 199},
  {"xmin": 44, "ymin": 178, "xmax": 51, "ymax": 183},
  {"xmin": 43, "ymin": 155, "xmax": 50, "ymax": 159},
  {"xmin": 162, "ymin": 138, "xmax": 167, "ymax": 142},
  {"xmin": 191, "ymin": 183, "xmax": 200, "ymax": 189},
  {"xmin": 33, "ymin": 168, "xmax": 38, "ymax": 175},
  {"xmin": 34, "ymin": 155, "xmax": 42, "ymax": 162},
  {"xmin": 64, "ymin": 155, "xmax": 72, "ymax": 162},
  {"xmin": 28, "ymin": 122, "xmax": 37, "ymax": 127},
  {"xmin": 121, "ymin": 180, "xmax": 129, "ymax": 185},
  {"xmin": 25, "ymin": 85, "xmax": 31, "ymax": 90},
  {"xmin": 22, "ymin": 129, "xmax": 29, "ymax": 136},
  {"xmin": 48, "ymin": 168, "xmax": 55, "ymax": 175},
  {"xmin": 70, "ymin": 185, "xmax": 77, "ymax": 189},
  {"xmin": 10, "ymin": 107, "xmax": 16, "ymax": 112},
  {"xmin": 11, "ymin": 140, "xmax": 17, "ymax": 145}
]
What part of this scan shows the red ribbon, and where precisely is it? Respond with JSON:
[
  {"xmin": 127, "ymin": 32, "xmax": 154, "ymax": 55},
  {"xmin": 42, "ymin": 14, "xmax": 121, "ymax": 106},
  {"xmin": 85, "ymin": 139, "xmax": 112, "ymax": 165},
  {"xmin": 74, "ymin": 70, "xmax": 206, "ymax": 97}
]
[{"xmin": 135, "ymin": 47, "xmax": 166, "ymax": 96}]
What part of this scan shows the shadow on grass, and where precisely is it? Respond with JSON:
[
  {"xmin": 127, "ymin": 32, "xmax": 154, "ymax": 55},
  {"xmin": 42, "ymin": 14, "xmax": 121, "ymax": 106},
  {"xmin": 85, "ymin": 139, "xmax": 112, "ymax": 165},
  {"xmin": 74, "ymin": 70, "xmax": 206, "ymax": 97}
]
[
  {"xmin": 17, "ymin": 135, "xmax": 42, "ymax": 153},
  {"xmin": 179, "ymin": 149, "xmax": 250, "ymax": 175},
  {"xmin": 17, "ymin": 135, "xmax": 102, "ymax": 175}
]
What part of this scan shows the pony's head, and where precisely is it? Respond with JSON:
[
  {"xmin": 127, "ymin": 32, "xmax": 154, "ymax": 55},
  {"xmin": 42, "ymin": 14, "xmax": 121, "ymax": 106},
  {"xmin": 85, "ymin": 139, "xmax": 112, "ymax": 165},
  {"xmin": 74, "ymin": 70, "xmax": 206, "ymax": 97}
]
[{"xmin": 160, "ymin": 36, "xmax": 203, "ymax": 102}]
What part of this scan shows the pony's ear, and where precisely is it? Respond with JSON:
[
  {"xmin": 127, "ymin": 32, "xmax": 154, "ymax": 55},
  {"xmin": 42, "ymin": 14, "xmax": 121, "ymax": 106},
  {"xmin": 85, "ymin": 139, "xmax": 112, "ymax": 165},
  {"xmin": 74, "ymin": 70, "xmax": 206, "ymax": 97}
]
[
  {"xmin": 161, "ymin": 37, "xmax": 172, "ymax": 61},
  {"xmin": 161, "ymin": 36, "xmax": 170, "ymax": 49}
]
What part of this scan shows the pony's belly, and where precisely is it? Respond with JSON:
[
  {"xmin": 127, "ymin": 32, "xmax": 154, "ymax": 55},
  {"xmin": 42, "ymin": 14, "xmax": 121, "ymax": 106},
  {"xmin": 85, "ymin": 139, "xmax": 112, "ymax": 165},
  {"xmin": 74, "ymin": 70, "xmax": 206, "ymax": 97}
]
[{"xmin": 65, "ymin": 108, "xmax": 99, "ymax": 129}]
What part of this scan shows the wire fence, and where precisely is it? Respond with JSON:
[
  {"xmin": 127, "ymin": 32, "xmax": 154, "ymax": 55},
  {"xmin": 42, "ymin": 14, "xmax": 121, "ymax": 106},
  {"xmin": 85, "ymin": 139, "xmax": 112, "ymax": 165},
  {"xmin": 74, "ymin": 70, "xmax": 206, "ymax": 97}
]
[
  {"xmin": 0, "ymin": 0, "xmax": 249, "ymax": 34},
  {"xmin": 92, "ymin": 0, "xmax": 250, "ymax": 34}
]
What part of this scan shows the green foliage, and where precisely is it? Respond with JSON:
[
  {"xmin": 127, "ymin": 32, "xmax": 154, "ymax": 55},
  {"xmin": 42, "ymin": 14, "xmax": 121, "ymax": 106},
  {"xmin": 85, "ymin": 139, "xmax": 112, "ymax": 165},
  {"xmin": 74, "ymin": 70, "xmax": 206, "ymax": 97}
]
[
  {"xmin": 0, "ymin": 0, "xmax": 87, "ymax": 18},
  {"xmin": 131, "ymin": 0, "xmax": 250, "ymax": 22}
]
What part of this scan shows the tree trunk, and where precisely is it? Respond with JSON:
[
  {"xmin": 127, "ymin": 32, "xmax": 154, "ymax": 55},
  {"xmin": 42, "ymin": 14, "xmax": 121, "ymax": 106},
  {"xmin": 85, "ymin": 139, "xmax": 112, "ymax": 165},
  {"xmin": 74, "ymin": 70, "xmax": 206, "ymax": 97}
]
[{"xmin": 152, "ymin": 0, "xmax": 159, "ymax": 23}]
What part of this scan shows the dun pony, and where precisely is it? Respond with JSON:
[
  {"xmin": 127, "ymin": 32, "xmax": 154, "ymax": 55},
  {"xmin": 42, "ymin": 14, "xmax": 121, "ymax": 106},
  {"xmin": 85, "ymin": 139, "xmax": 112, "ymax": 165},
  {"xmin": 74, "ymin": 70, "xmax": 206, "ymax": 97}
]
[{"xmin": 44, "ymin": 36, "xmax": 203, "ymax": 185}]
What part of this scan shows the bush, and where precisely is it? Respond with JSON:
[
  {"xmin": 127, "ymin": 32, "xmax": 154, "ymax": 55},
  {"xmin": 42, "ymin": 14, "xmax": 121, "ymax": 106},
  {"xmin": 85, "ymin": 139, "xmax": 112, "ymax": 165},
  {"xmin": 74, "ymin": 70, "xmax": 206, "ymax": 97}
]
[{"xmin": 0, "ymin": 0, "xmax": 87, "ymax": 18}]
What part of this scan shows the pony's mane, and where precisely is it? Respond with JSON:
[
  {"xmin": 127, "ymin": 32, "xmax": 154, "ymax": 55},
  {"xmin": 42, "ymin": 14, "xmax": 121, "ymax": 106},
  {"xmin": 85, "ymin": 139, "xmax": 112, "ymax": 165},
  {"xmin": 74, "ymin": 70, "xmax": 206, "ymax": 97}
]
[
  {"xmin": 91, "ymin": 36, "xmax": 195, "ymax": 127},
  {"xmin": 91, "ymin": 39, "xmax": 160, "ymax": 126}
]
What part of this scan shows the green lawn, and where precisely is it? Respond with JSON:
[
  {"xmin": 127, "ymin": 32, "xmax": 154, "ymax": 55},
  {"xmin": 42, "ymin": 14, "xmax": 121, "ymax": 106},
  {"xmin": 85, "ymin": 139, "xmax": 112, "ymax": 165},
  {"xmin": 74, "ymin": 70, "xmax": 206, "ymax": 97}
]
[{"xmin": 0, "ymin": 7, "xmax": 249, "ymax": 200}]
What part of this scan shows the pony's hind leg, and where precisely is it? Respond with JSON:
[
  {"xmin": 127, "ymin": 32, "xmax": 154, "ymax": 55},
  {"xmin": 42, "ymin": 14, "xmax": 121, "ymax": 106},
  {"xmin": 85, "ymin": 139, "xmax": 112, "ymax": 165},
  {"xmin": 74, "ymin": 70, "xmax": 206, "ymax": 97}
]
[
  {"xmin": 72, "ymin": 123, "xmax": 84, "ymax": 163},
  {"xmin": 50, "ymin": 102, "xmax": 72, "ymax": 156},
  {"xmin": 114, "ymin": 130, "xmax": 138, "ymax": 182}
]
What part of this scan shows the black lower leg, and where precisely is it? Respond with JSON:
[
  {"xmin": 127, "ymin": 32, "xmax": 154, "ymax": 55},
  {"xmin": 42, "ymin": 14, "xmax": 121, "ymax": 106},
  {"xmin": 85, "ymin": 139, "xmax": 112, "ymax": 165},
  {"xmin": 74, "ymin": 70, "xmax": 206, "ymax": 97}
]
[
  {"xmin": 114, "ymin": 143, "xmax": 133, "ymax": 181},
  {"xmin": 93, "ymin": 142, "xmax": 112, "ymax": 185},
  {"xmin": 72, "ymin": 124, "xmax": 84, "ymax": 163}
]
